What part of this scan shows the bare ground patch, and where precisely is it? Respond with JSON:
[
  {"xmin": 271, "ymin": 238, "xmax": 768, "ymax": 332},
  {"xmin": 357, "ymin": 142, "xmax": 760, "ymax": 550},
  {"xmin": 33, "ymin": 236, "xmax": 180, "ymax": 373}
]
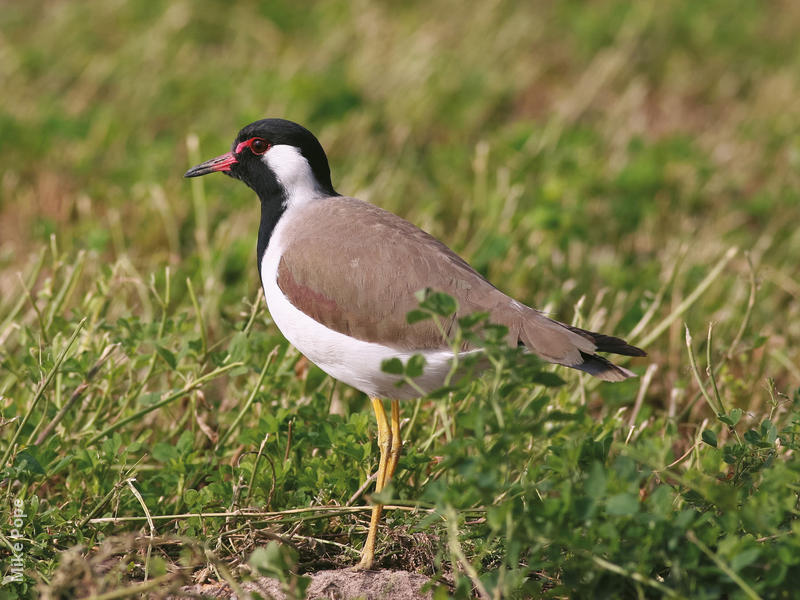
[{"xmin": 179, "ymin": 569, "xmax": 434, "ymax": 600}]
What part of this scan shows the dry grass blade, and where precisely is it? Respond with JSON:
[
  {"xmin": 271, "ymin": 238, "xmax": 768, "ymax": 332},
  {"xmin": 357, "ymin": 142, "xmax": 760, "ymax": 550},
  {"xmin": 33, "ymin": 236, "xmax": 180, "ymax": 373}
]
[{"xmin": 637, "ymin": 248, "xmax": 738, "ymax": 349}]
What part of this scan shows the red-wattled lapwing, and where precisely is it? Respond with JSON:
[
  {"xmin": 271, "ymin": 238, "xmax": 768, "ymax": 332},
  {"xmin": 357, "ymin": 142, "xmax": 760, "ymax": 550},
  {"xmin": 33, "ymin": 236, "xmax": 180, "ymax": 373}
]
[{"xmin": 185, "ymin": 118, "xmax": 646, "ymax": 569}]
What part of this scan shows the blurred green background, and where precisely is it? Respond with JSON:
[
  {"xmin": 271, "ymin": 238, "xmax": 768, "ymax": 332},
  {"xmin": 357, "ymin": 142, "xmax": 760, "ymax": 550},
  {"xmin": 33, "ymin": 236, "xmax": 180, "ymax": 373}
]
[
  {"xmin": 2, "ymin": 0, "xmax": 800, "ymax": 597},
  {"xmin": 2, "ymin": 0, "xmax": 799, "ymax": 375}
]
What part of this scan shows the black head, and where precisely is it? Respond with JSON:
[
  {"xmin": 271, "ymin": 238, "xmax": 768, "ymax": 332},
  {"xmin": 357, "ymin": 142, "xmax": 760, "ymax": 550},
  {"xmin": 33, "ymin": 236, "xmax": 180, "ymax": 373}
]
[{"xmin": 184, "ymin": 118, "xmax": 336, "ymax": 202}]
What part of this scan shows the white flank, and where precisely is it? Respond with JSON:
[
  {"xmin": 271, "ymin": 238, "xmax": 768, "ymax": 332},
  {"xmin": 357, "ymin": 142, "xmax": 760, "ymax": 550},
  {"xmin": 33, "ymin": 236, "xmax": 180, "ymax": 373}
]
[
  {"xmin": 260, "ymin": 208, "xmax": 463, "ymax": 400},
  {"xmin": 263, "ymin": 145, "xmax": 326, "ymax": 209}
]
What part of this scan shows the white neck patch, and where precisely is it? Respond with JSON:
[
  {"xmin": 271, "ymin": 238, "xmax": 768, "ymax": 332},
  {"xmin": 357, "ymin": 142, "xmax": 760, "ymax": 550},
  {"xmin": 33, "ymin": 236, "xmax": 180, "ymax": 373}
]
[{"xmin": 263, "ymin": 144, "xmax": 326, "ymax": 209}]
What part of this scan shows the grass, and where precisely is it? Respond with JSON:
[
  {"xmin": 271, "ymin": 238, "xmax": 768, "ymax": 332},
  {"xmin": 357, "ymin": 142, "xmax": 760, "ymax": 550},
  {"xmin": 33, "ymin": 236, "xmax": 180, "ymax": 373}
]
[{"xmin": 1, "ymin": 0, "xmax": 800, "ymax": 597}]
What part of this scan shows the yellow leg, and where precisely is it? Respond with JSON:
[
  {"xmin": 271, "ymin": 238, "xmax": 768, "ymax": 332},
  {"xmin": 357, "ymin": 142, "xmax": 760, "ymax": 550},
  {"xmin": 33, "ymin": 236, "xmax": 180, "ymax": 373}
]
[
  {"xmin": 387, "ymin": 399, "xmax": 402, "ymax": 481},
  {"xmin": 357, "ymin": 397, "xmax": 392, "ymax": 570},
  {"xmin": 372, "ymin": 397, "xmax": 392, "ymax": 490}
]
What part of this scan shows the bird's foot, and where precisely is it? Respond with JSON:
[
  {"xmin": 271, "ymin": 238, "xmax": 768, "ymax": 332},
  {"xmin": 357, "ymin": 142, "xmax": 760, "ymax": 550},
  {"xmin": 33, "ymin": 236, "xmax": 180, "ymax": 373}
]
[{"xmin": 353, "ymin": 554, "xmax": 375, "ymax": 571}]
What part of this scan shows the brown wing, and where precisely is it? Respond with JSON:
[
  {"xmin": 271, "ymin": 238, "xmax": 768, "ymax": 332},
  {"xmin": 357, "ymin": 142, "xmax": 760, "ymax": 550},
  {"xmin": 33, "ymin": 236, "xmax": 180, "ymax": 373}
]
[{"xmin": 276, "ymin": 197, "xmax": 643, "ymax": 380}]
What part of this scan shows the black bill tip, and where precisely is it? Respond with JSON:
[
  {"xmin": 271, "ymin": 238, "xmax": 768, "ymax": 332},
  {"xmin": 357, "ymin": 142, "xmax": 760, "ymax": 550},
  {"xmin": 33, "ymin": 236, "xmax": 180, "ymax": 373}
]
[{"xmin": 184, "ymin": 152, "xmax": 238, "ymax": 178}]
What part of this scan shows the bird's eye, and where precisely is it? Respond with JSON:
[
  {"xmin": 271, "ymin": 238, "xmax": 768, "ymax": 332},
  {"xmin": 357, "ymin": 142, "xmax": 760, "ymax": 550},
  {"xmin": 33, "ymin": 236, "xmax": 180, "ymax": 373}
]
[{"xmin": 250, "ymin": 138, "xmax": 270, "ymax": 154}]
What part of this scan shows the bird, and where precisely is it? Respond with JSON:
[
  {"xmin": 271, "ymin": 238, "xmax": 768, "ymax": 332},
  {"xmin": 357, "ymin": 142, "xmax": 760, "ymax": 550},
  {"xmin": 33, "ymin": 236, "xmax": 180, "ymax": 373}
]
[{"xmin": 184, "ymin": 118, "xmax": 646, "ymax": 569}]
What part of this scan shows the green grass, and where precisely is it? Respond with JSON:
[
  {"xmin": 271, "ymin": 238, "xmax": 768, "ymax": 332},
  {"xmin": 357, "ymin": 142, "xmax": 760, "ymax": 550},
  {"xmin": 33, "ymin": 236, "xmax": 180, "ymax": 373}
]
[{"xmin": 2, "ymin": 0, "xmax": 800, "ymax": 598}]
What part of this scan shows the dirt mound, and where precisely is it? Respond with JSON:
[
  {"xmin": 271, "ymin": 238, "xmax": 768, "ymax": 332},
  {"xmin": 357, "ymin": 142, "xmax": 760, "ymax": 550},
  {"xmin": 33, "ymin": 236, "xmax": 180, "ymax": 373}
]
[{"xmin": 180, "ymin": 569, "xmax": 434, "ymax": 600}]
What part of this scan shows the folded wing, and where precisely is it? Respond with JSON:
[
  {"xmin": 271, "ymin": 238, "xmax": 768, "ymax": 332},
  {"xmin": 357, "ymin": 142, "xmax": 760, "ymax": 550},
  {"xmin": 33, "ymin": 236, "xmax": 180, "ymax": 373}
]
[{"xmin": 277, "ymin": 197, "xmax": 645, "ymax": 381}]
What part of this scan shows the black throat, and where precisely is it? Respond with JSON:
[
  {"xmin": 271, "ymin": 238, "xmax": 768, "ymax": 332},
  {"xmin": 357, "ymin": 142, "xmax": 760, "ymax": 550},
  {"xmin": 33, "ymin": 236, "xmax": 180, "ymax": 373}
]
[
  {"xmin": 256, "ymin": 194, "xmax": 286, "ymax": 272},
  {"xmin": 255, "ymin": 186, "xmax": 287, "ymax": 277},
  {"xmin": 233, "ymin": 164, "xmax": 288, "ymax": 276}
]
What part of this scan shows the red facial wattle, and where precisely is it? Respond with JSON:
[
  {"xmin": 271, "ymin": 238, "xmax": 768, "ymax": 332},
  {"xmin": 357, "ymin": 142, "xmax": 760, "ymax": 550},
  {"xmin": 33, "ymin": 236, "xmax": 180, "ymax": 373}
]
[
  {"xmin": 184, "ymin": 138, "xmax": 271, "ymax": 178},
  {"xmin": 235, "ymin": 137, "xmax": 271, "ymax": 155}
]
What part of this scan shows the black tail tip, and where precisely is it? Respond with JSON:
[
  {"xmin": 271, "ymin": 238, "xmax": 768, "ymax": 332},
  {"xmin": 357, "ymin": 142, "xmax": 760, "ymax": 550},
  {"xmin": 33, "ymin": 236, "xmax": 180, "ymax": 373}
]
[
  {"xmin": 567, "ymin": 326, "xmax": 646, "ymax": 357},
  {"xmin": 576, "ymin": 351, "xmax": 637, "ymax": 382}
]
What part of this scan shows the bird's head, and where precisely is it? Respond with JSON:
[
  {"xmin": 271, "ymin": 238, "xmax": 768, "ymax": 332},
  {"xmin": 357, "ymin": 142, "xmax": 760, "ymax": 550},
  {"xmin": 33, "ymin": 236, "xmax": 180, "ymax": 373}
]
[{"xmin": 184, "ymin": 118, "xmax": 336, "ymax": 204}]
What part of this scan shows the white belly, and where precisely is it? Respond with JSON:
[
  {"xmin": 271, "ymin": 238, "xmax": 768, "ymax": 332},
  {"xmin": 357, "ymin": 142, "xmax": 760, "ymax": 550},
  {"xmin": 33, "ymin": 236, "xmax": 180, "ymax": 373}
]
[{"xmin": 260, "ymin": 224, "xmax": 459, "ymax": 400}]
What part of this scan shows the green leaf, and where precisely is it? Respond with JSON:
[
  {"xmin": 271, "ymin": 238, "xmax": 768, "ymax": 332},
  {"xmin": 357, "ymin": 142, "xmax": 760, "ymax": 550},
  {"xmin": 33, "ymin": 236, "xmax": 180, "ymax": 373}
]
[
  {"xmin": 483, "ymin": 323, "xmax": 509, "ymax": 343},
  {"xmin": 719, "ymin": 408, "xmax": 742, "ymax": 427},
  {"xmin": 406, "ymin": 354, "xmax": 426, "ymax": 378},
  {"xmin": 15, "ymin": 450, "xmax": 45, "ymax": 475},
  {"xmin": 406, "ymin": 309, "xmax": 431, "ymax": 324},
  {"xmin": 531, "ymin": 372, "xmax": 566, "ymax": 388},
  {"xmin": 606, "ymin": 493, "xmax": 639, "ymax": 516},
  {"xmin": 701, "ymin": 429, "xmax": 717, "ymax": 447},
  {"xmin": 138, "ymin": 392, "xmax": 161, "ymax": 406},
  {"xmin": 155, "ymin": 345, "xmax": 177, "ymax": 369},
  {"xmin": 184, "ymin": 489, "xmax": 200, "ymax": 509},
  {"xmin": 744, "ymin": 429, "xmax": 762, "ymax": 445},
  {"xmin": 458, "ymin": 312, "xmax": 489, "ymax": 329},
  {"xmin": 414, "ymin": 288, "xmax": 430, "ymax": 303},
  {"xmin": 584, "ymin": 461, "xmax": 606, "ymax": 499},
  {"xmin": 249, "ymin": 541, "xmax": 295, "ymax": 579},
  {"xmin": 228, "ymin": 331, "xmax": 250, "ymax": 363},
  {"xmin": 761, "ymin": 419, "xmax": 777, "ymax": 444},
  {"xmin": 176, "ymin": 430, "xmax": 194, "ymax": 454},
  {"xmin": 730, "ymin": 547, "xmax": 760, "ymax": 572},
  {"xmin": 419, "ymin": 290, "xmax": 458, "ymax": 317},
  {"xmin": 152, "ymin": 442, "xmax": 179, "ymax": 462},
  {"xmin": 187, "ymin": 337, "xmax": 204, "ymax": 354},
  {"xmin": 248, "ymin": 542, "xmax": 309, "ymax": 596},
  {"xmin": 434, "ymin": 584, "xmax": 451, "ymax": 600},
  {"xmin": 381, "ymin": 358, "xmax": 404, "ymax": 375},
  {"xmin": 426, "ymin": 385, "xmax": 459, "ymax": 399}
]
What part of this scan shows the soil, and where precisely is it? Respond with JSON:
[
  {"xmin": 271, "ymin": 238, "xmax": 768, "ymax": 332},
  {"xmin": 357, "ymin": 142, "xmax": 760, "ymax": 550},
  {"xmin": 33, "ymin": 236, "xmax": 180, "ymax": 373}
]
[{"xmin": 178, "ymin": 569, "xmax": 434, "ymax": 600}]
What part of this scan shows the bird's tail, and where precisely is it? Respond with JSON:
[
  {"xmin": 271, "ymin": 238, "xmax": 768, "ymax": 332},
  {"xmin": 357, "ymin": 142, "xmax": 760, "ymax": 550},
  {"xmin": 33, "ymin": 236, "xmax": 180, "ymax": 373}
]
[
  {"xmin": 514, "ymin": 307, "xmax": 646, "ymax": 382},
  {"xmin": 563, "ymin": 324, "xmax": 646, "ymax": 381}
]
